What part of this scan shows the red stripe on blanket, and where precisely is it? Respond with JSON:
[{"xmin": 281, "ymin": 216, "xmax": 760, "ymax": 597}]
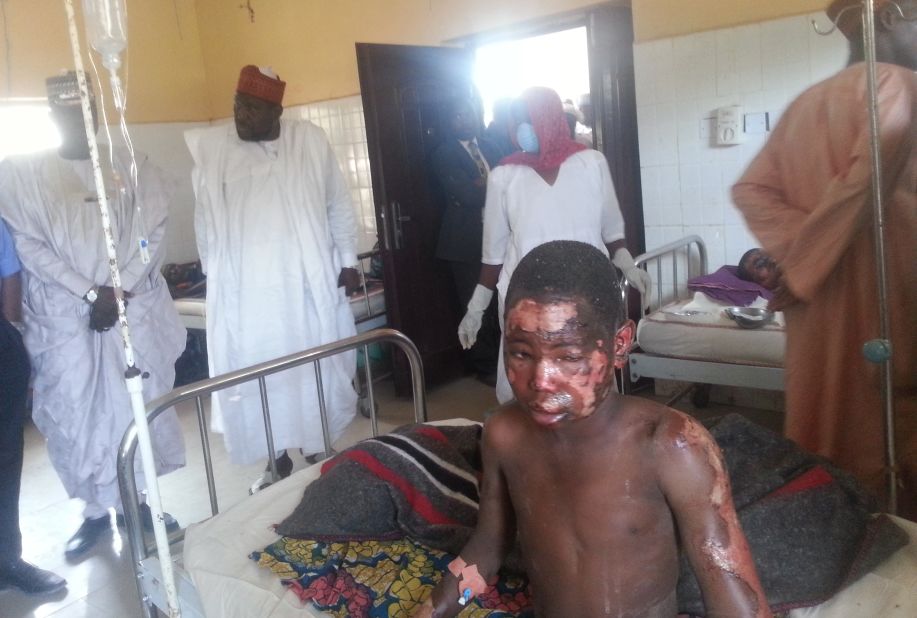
[
  {"xmin": 767, "ymin": 466, "xmax": 834, "ymax": 499},
  {"xmin": 322, "ymin": 450, "xmax": 460, "ymax": 526},
  {"xmin": 414, "ymin": 426, "xmax": 450, "ymax": 444}
]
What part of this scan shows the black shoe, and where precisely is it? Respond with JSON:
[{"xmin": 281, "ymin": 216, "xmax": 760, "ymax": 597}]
[
  {"xmin": 249, "ymin": 451, "xmax": 302, "ymax": 494},
  {"xmin": 266, "ymin": 451, "xmax": 294, "ymax": 479},
  {"xmin": 115, "ymin": 503, "xmax": 180, "ymax": 533},
  {"xmin": 64, "ymin": 516, "xmax": 111, "ymax": 559},
  {"xmin": 304, "ymin": 451, "xmax": 332, "ymax": 465},
  {"xmin": 0, "ymin": 558, "xmax": 67, "ymax": 595}
]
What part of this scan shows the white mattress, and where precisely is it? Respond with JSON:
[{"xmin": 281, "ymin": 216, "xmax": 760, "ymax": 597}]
[
  {"xmin": 636, "ymin": 292, "xmax": 785, "ymax": 367},
  {"xmin": 174, "ymin": 283, "xmax": 386, "ymax": 332},
  {"xmin": 183, "ymin": 419, "xmax": 478, "ymax": 618},
  {"xmin": 182, "ymin": 418, "xmax": 917, "ymax": 618}
]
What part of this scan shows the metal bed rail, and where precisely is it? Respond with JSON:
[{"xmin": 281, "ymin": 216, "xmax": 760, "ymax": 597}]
[
  {"xmin": 633, "ymin": 235, "xmax": 708, "ymax": 314},
  {"xmin": 626, "ymin": 235, "xmax": 784, "ymax": 405},
  {"xmin": 117, "ymin": 327, "xmax": 426, "ymax": 618}
]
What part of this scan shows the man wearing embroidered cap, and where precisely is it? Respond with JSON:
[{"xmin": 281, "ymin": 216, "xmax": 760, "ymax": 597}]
[
  {"xmin": 186, "ymin": 66, "xmax": 361, "ymax": 488},
  {"xmin": 0, "ymin": 71, "xmax": 187, "ymax": 558},
  {"xmin": 733, "ymin": 0, "xmax": 916, "ymax": 516}
]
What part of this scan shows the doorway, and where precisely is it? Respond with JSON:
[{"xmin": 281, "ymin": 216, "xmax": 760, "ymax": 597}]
[
  {"xmin": 357, "ymin": 5, "xmax": 643, "ymax": 393},
  {"xmin": 474, "ymin": 26, "xmax": 590, "ymax": 129}
]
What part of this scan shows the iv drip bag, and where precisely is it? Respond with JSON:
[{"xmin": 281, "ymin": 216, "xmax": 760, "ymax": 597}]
[{"xmin": 82, "ymin": 0, "xmax": 127, "ymax": 72}]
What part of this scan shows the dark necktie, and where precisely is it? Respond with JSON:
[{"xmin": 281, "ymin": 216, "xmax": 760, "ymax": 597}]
[{"xmin": 468, "ymin": 141, "xmax": 488, "ymax": 179}]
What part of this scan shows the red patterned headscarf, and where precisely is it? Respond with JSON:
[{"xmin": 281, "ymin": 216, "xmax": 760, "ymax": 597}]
[{"xmin": 500, "ymin": 87, "xmax": 587, "ymax": 172}]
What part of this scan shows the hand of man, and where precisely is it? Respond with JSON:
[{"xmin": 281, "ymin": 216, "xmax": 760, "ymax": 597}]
[
  {"xmin": 767, "ymin": 274, "xmax": 798, "ymax": 312},
  {"xmin": 624, "ymin": 266, "xmax": 653, "ymax": 310},
  {"xmin": 338, "ymin": 267, "xmax": 362, "ymax": 296},
  {"xmin": 89, "ymin": 286, "xmax": 132, "ymax": 332}
]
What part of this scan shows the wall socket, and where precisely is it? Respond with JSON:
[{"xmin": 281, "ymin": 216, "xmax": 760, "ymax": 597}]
[{"xmin": 744, "ymin": 112, "xmax": 770, "ymax": 134}]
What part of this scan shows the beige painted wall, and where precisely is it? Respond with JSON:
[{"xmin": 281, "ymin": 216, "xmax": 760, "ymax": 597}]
[
  {"xmin": 0, "ymin": 1, "xmax": 832, "ymax": 122},
  {"xmin": 632, "ymin": 0, "xmax": 829, "ymax": 41},
  {"xmin": 0, "ymin": 0, "xmax": 209, "ymax": 123},
  {"xmin": 193, "ymin": 0, "xmax": 616, "ymax": 117}
]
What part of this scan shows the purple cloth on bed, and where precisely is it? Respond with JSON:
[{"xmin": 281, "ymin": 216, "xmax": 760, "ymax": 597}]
[{"xmin": 687, "ymin": 265, "xmax": 773, "ymax": 306}]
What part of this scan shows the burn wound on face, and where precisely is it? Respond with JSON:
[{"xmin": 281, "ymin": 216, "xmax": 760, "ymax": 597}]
[{"xmin": 505, "ymin": 298, "xmax": 580, "ymax": 337}]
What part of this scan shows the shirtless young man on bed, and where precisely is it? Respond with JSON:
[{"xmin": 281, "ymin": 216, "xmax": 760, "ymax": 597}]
[{"xmin": 415, "ymin": 240, "xmax": 771, "ymax": 618}]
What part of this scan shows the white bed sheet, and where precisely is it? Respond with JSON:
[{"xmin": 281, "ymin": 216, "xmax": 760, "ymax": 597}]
[
  {"xmin": 174, "ymin": 284, "xmax": 386, "ymax": 333},
  {"xmin": 637, "ymin": 292, "xmax": 785, "ymax": 367},
  {"xmin": 182, "ymin": 419, "xmax": 917, "ymax": 618}
]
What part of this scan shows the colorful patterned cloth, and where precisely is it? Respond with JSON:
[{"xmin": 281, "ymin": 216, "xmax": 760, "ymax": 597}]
[{"xmin": 252, "ymin": 537, "xmax": 532, "ymax": 617}]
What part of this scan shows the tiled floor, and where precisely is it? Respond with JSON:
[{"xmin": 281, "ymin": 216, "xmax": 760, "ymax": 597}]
[{"xmin": 1, "ymin": 375, "xmax": 781, "ymax": 617}]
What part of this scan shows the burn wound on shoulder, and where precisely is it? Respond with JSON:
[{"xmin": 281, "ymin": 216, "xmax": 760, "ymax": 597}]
[{"xmin": 670, "ymin": 414, "xmax": 763, "ymax": 614}]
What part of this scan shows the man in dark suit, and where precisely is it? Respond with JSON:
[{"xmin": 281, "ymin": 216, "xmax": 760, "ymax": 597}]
[{"xmin": 431, "ymin": 98, "xmax": 501, "ymax": 385}]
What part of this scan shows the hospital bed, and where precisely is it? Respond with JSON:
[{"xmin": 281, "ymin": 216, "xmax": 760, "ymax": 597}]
[
  {"xmin": 116, "ymin": 332, "xmax": 917, "ymax": 618},
  {"xmin": 117, "ymin": 327, "xmax": 426, "ymax": 618},
  {"xmin": 172, "ymin": 248, "xmax": 388, "ymax": 411},
  {"xmin": 173, "ymin": 249, "xmax": 387, "ymax": 333},
  {"xmin": 626, "ymin": 235, "xmax": 785, "ymax": 405}
]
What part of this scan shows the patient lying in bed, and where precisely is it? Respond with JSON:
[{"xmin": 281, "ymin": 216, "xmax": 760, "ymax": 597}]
[
  {"xmin": 736, "ymin": 248, "xmax": 779, "ymax": 290},
  {"xmin": 417, "ymin": 241, "xmax": 771, "ymax": 618}
]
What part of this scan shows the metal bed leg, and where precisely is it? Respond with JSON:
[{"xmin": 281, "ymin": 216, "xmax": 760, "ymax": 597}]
[
  {"xmin": 257, "ymin": 377, "xmax": 280, "ymax": 482},
  {"xmin": 363, "ymin": 344, "xmax": 379, "ymax": 437},
  {"xmin": 313, "ymin": 362, "xmax": 333, "ymax": 458},
  {"xmin": 195, "ymin": 396, "xmax": 219, "ymax": 517}
]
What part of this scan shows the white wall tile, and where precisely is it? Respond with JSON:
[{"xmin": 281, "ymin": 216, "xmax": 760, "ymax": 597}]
[
  {"xmin": 633, "ymin": 11, "xmax": 845, "ymax": 272},
  {"xmin": 291, "ymin": 95, "xmax": 377, "ymax": 253}
]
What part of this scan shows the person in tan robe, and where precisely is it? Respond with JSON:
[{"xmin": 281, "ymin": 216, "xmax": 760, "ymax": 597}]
[{"xmin": 733, "ymin": 0, "xmax": 916, "ymax": 517}]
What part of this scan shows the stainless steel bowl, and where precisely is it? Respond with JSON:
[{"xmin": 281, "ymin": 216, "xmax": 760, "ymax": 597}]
[{"xmin": 723, "ymin": 306, "xmax": 774, "ymax": 329}]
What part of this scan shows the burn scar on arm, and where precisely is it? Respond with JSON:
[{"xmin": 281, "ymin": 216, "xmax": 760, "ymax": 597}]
[{"xmin": 661, "ymin": 414, "xmax": 772, "ymax": 618}]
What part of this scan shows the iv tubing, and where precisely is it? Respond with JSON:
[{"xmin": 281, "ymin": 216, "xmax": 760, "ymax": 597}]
[{"xmin": 61, "ymin": 1, "xmax": 182, "ymax": 616}]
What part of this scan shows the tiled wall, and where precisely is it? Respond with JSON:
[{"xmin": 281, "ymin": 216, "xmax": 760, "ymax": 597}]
[
  {"xmin": 634, "ymin": 12, "xmax": 848, "ymax": 274},
  {"xmin": 292, "ymin": 96, "xmax": 377, "ymax": 254}
]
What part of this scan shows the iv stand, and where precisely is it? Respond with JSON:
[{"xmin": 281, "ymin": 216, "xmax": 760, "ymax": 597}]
[
  {"xmin": 816, "ymin": 0, "xmax": 901, "ymax": 513},
  {"xmin": 860, "ymin": 0, "xmax": 898, "ymax": 515},
  {"xmin": 61, "ymin": 1, "xmax": 182, "ymax": 615}
]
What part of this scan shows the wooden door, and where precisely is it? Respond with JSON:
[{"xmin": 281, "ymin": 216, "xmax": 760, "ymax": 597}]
[
  {"xmin": 587, "ymin": 5, "xmax": 645, "ymax": 318},
  {"xmin": 357, "ymin": 43, "xmax": 475, "ymax": 393}
]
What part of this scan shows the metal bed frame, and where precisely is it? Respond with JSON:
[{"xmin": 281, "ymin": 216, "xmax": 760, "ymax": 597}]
[
  {"xmin": 626, "ymin": 235, "xmax": 784, "ymax": 403},
  {"xmin": 116, "ymin": 328, "xmax": 427, "ymax": 618}
]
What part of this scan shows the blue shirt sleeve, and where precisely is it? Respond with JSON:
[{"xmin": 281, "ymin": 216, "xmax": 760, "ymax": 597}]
[{"xmin": 0, "ymin": 218, "xmax": 21, "ymax": 278}]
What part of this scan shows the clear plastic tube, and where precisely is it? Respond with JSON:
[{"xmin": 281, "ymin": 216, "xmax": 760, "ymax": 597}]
[
  {"xmin": 83, "ymin": 0, "xmax": 147, "ymax": 263},
  {"xmin": 81, "ymin": 0, "xmax": 127, "ymax": 73}
]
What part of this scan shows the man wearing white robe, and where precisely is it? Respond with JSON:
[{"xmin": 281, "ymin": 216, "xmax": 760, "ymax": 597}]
[
  {"xmin": 185, "ymin": 65, "xmax": 359, "ymax": 474},
  {"xmin": 0, "ymin": 72, "xmax": 186, "ymax": 558}
]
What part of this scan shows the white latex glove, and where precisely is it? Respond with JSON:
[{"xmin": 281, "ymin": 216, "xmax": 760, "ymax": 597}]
[
  {"xmin": 458, "ymin": 284, "xmax": 494, "ymax": 349},
  {"xmin": 612, "ymin": 247, "xmax": 653, "ymax": 310}
]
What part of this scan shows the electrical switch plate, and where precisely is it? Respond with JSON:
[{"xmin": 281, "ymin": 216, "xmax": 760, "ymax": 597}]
[
  {"xmin": 744, "ymin": 112, "xmax": 769, "ymax": 134},
  {"xmin": 699, "ymin": 117, "xmax": 714, "ymax": 142},
  {"xmin": 715, "ymin": 105, "xmax": 744, "ymax": 146}
]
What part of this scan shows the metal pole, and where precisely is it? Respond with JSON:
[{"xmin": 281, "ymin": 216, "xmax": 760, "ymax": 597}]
[
  {"xmin": 61, "ymin": 2, "xmax": 180, "ymax": 616},
  {"xmin": 363, "ymin": 344, "xmax": 379, "ymax": 437},
  {"xmin": 313, "ymin": 362, "xmax": 333, "ymax": 457},
  {"xmin": 257, "ymin": 377, "xmax": 279, "ymax": 482},
  {"xmin": 195, "ymin": 396, "xmax": 219, "ymax": 516},
  {"xmin": 861, "ymin": 0, "xmax": 897, "ymax": 514}
]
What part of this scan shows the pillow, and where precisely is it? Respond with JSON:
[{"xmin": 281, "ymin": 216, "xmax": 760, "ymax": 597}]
[{"xmin": 687, "ymin": 265, "xmax": 773, "ymax": 306}]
